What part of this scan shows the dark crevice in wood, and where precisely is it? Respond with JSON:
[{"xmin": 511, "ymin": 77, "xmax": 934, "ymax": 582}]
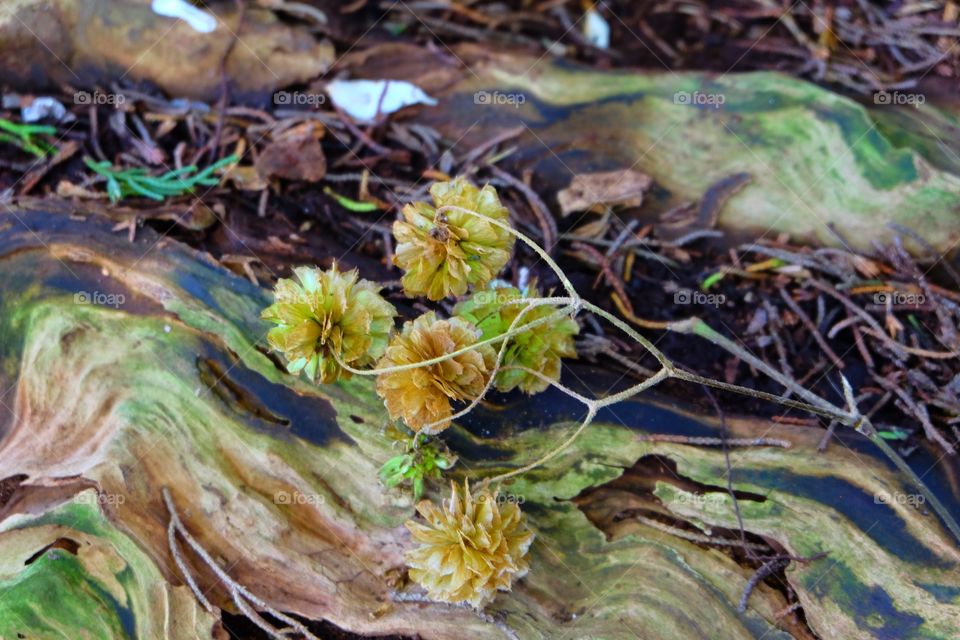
[
  {"xmin": 572, "ymin": 454, "xmax": 821, "ymax": 640},
  {"xmin": 198, "ymin": 357, "xmax": 291, "ymax": 426},
  {"xmin": 24, "ymin": 537, "xmax": 81, "ymax": 565},
  {"xmin": 221, "ymin": 610, "xmax": 416, "ymax": 640},
  {"xmin": 0, "ymin": 474, "xmax": 28, "ymax": 510}
]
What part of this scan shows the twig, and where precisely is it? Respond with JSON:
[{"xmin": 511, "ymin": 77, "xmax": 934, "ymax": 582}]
[
  {"xmin": 779, "ymin": 287, "xmax": 845, "ymax": 370},
  {"xmin": 872, "ymin": 374, "xmax": 956, "ymax": 454},
  {"xmin": 632, "ymin": 513, "xmax": 768, "ymax": 551},
  {"xmin": 703, "ymin": 386, "xmax": 753, "ymax": 558},
  {"xmin": 163, "ymin": 488, "xmax": 322, "ymax": 640},
  {"xmin": 738, "ymin": 558, "xmax": 790, "ymax": 613},
  {"xmin": 636, "ymin": 434, "xmax": 791, "ymax": 448},
  {"xmin": 488, "ymin": 166, "xmax": 557, "ymax": 252},
  {"xmin": 817, "ymin": 420, "xmax": 838, "ymax": 453},
  {"xmin": 461, "ymin": 125, "xmax": 524, "ymax": 168}
]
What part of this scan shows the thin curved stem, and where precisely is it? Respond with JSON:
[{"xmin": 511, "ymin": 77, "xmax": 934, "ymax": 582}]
[
  {"xmin": 669, "ymin": 317, "xmax": 837, "ymax": 414},
  {"xmin": 595, "ymin": 367, "xmax": 671, "ymax": 407},
  {"xmin": 580, "ymin": 300, "xmax": 673, "ymax": 369},
  {"xmin": 479, "ymin": 365, "xmax": 666, "ymax": 484},
  {"xmin": 498, "ymin": 365, "xmax": 597, "ymax": 406},
  {"xmin": 361, "ymin": 197, "xmax": 960, "ymax": 546},
  {"xmin": 487, "ymin": 405, "xmax": 599, "ymax": 484},
  {"xmin": 337, "ymin": 298, "xmax": 574, "ymax": 376},
  {"xmin": 869, "ymin": 432, "xmax": 960, "ymax": 544},
  {"xmin": 668, "ymin": 368, "xmax": 853, "ymax": 422}
]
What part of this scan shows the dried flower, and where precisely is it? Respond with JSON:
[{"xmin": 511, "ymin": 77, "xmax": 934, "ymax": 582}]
[
  {"xmin": 261, "ymin": 264, "xmax": 397, "ymax": 383},
  {"xmin": 393, "ymin": 178, "xmax": 515, "ymax": 301},
  {"xmin": 376, "ymin": 312, "xmax": 495, "ymax": 433},
  {"xmin": 405, "ymin": 481, "xmax": 534, "ymax": 608},
  {"xmin": 455, "ymin": 286, "xmax": 578, "ymax": 393}
]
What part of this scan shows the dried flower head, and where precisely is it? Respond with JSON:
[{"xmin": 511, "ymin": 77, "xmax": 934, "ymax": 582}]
[
  {"xmin": 261, "ymin": 264, "xmax": 397, "ymax": 383},
  {"xmin": 393, "ymin": 178, "xmax": 515, "ymax": 301},
  {"xmin": 455, "ymin": 286, "xmax": 578, "ymax": 394},
  {"xmin": 376, "ymin": 312, "xmax": 495, "ymax": 433},
  {"xmin": 405, "ymin": 481, "xmax": 534, "ymax": 608}
]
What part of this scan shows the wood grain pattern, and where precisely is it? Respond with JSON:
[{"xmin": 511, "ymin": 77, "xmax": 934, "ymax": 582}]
[{"xmin": 0, "ymin": 210, "xmax": 957, "ymax": 639}]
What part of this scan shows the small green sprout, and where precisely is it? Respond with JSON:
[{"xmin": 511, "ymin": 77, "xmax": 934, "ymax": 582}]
[
  {"xmin": 877, "ymin": 428, "xmax": 909, "ymax": 441},
  {"xmin": 700, "ymin": 271, "xmax": 725, "ymax": 291},
  {"xmin": 379, "ymin": 428, "xmax": 455, "ymax": 500},
  {"xmin": 0, "ymin": 119, "xmax": 57, "ymax": 158},
  {"xmin": 323, "ymin": 186, "xmax": 379, "ymax": 212},
  {"xmin": 84, "ymin": 154, "xmax": 238, "ymax": 203}
]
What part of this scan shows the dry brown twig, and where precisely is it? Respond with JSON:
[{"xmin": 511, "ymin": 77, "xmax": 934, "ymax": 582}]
[{"xmin": 163, "ymin": 487, "xmax": 322, "ymax": 640}]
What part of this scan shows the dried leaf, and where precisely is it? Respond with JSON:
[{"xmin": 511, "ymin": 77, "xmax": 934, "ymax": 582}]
[
  {"xmin": 557, "ymin": 169, "xmax": 651, "ymax": 216},
  {"xmin": 255, "ymin": 122, "xmax": 326, "ymax": 183}
]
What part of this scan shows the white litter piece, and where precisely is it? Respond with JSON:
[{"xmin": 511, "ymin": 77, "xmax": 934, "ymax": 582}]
[
  {"xmin": 325, "ymin": 79, "xmax": 437, "ymax": 124},
  {"xmin": 583, "ymin": 9, "xmax": 610, "ymax": 49},
  {"xmin": 151, "ymin": 0, "xmax": 217, "ymax": 33},
  {"xmin": 21, "ymin": 97, "xmax": 69, "ymax": 123}
]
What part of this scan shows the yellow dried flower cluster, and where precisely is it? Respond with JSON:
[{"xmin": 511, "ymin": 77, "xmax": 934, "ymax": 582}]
[
  {"xmin": 393, "ymin": 178, "xmax": 515, "ymax": 301},
  {"xmin": 375, "ymin": 312, "xmax": 495, "ymax": 434},
  {"xmin": 262, "ymin": 264, "xmax": 396, "ymax": 383},
  {"xmin": 264, "ymin": 179, "xmax": 553, "ymax": 611},
  {"xmin": 405, "ymin": 481, "xmax": 534, "ymax": 608}
]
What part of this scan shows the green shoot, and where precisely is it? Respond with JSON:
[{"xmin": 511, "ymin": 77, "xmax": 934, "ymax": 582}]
[
  {"xmin": 878, "ymin": 428, "xmax": 909, "ymax": 441},
  {"xmin": 700, "ymin": 271, "xmax": 725, "ymax": 290},
  {"xmin": 84, "ymin": 154, "xmax": 239, "ymax": 203},
  {"xmin": 0, "ymin": 119, "xmax": 57, "ymax": 158},
  {"xmin": 379, "ymin": 429, "xmax": 455, "ymax": 500},
  {"xmin": 323, "ymin": 186, "xmax": 380, "ymax": 212}
]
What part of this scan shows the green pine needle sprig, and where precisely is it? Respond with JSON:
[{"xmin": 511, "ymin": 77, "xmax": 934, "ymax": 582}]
[
  {"xmin": 84, "ymin": 154, "xmax": 238, "ymax": 203},
  {"xmin": 0, "ymin": 119, "xmax": 57, "ymax": 158}
]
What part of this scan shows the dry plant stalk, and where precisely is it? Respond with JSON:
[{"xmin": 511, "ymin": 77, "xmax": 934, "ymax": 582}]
[
  {"xmin": 264, "ymin": 178, "xmax": 960, "ymax": 609},
  {"xmin": 345, "ymin": 199, "xmax": 960, "ymax": 543},
  {"xmin": 163, "ymin": 488, "xmax": 322, "ymax": 640}
]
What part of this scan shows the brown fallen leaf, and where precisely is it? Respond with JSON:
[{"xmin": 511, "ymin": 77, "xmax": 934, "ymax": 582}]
[
  {"xmin": 557, "ymin": 169, "xmax": 651, "ymax": 217},
  {"xmin": 255, "ymin": 122, "xmax": 326, "ymax": 182},
  {"xmin": 223, "ymin": 165, "xmax": 269, "ymax": 192}
]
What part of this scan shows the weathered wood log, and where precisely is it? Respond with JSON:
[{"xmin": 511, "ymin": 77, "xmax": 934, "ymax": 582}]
[
  {"xmin": 344, "ymin": 44, "xmax": 960, "ymax": 256},
  {"xmin": 0, "ymin": 209, "xmax": 957, "ymax": 639},
  {"xmin": 0, "ymin": 0, "xmax": 333, "ymax": 101}
]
